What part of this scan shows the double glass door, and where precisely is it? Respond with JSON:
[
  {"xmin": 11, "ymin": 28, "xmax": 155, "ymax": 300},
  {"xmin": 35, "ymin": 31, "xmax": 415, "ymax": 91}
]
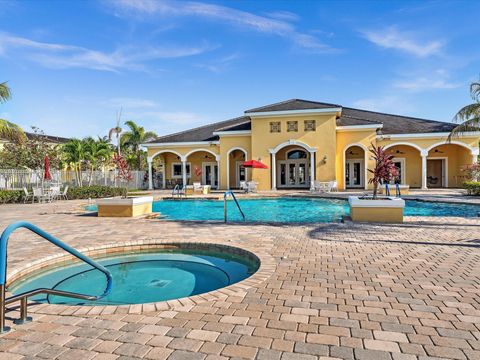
[
  {"xmin": 202, "ymin": 163, "xmax": 218, "ymax": 188},
  {"xmin": 278, "ymin": 160, "xmax": 308, "ymax": 187},
  {"xmin": 345, "ymin": 160, "xmax": 364, "ymax": 188}
]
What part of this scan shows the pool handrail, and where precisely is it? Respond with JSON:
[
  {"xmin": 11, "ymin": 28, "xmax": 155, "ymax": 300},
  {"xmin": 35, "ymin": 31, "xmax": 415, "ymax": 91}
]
[
  {"xmin": 224, "ymin": 191, "xmax": 246, "ymax": 222},
  {"xmin": 0, "ymin": 221, "xmax": 113, "ymax": 333}
]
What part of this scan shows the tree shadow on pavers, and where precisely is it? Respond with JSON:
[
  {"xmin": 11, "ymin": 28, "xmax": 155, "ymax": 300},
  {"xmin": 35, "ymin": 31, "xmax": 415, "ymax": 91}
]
[{"xmin": 307, "ymin": 223, "xmax": 480, "ymax": 248}]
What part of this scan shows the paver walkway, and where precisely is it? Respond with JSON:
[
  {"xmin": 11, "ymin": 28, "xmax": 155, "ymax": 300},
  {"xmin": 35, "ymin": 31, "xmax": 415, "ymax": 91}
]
[{"xmin": 0, "ymin": 199, "xmax": 479, "ymax": 360}]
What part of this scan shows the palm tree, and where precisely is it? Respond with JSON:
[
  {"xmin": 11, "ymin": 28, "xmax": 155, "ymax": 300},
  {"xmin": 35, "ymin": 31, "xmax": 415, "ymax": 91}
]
[
  {"xmin": 84, "ymin": 137, "xmax": 114, "ymax": 185},
  {"xmin": 121, "ymin": 120, "xmax": 157, "ymax": 169},
  {"xmin": 108, "ymin": 109, "xmax": 123, "ymax": 155},
  {"xmin": 449, "ymin": 81, "xmax": 480, "ymax": 140},
  {"xmin": 0, "ymin": 81, "xmax": 25, "ymax": 142},
  {"xmin": 62, "ymin": 139, "xmax": 86, "ymax": 186}
]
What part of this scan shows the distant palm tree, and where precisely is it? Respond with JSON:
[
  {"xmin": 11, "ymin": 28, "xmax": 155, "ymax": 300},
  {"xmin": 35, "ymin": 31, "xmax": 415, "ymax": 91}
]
[
  {"xmin": 108, "ymin": 109, "xmax": 123, "ymax": 155},
  {"xmin": 449, "ymin": 81, "xmax": 480, "ymax": 140},
  {"xmin": 84, "ymin": 137, "xmax": 114, "ymax": 185},
  {"xmin": 121, "ymin": 120, "xmax": 157, "ymax": 169},
  {"xmin": 62, "ymin": 139, "xmax": 86, "ymax": 186},
  {"xmin": 0, "ymin": 81, "xmax": 25, "ymax": 142}
]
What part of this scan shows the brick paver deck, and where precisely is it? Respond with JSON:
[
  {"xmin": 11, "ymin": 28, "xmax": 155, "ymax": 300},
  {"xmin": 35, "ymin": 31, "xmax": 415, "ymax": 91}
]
[{"xmin": 0, "ymin": 199, "xmax": 479, "ymax": 360}]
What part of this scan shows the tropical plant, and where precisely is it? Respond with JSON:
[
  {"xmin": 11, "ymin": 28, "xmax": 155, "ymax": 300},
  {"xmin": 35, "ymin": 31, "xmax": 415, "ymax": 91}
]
[
  {"xmin": 120, "ymin": 120, "xmax": 157, "ymax": 170},
  {"xmin": 449, "ymin": 80, "xmax": 480, "ymax": 140},
  {"xmin": 62, "ymin": 138, "xmax": 86, "ymax": 186},
  {"xmin": 368, "ymin": 144, "xmax": 398, "ymax": 199},
  {"xmin": 83, "ymin": 137, "xmax": 114, "ymax": 185},
  {"xmin": 0, "ymin": 81, "xmax": 26, "ymax": 142},
  {"xmin": 112, "ymin": 153, "xmax": 133, "ymax": 198},
  {"xmin": 108, "ymin": 109, "xmax": 123, "ymax": 155}
]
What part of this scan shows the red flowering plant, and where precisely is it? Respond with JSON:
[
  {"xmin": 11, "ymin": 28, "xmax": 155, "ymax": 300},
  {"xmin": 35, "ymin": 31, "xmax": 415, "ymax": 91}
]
[
  {"xmin": 112, "ymin": 153, "xmax": 133, "ymax": 198},
  {"xmin": 368, "ymin": 144, "xmax": 399, "ymax": 199}
]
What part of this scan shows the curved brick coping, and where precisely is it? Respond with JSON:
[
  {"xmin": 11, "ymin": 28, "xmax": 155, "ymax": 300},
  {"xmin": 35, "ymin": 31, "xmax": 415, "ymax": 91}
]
[{"xmin": 6, "ymin": 241, "xmax": 276, "ymax": 316}]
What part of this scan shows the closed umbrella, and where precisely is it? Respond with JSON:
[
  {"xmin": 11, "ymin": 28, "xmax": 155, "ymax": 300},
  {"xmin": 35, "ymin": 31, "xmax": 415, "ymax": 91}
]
[{"xmin": 44, "ymin": 155, "xmax": 52, "ymax": 181}]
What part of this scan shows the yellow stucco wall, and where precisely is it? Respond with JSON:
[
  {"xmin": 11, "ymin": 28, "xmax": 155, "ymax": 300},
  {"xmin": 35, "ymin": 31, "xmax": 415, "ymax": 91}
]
[
  {"xmin": 250, "ymin": 113, "xmax": 338, "ymax": 190},
  {"xmin": 145, "ymin": 124, "xmax": 479, "ymax": 190}
]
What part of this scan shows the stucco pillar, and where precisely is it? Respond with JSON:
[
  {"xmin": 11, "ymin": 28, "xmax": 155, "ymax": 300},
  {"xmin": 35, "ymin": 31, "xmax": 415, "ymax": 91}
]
[
  {"xmin": 182, "ymin": 159, "xmax": 187, "ymax": 187},
  {"xmin": 147, "ymin": 157, "xmax": 153, "ymax": 190},
  {"xmin": 421, "ymin": 150, "xmax": 428, "ymax": 190},
  {"xmin": 309, "ymin": 151, "xmax": 315, "ymax": 191},
  {"xmin": 271, "ymin": 152, "xmax": 276, "ymax": 190},
  {"xmin": 472, "ymin": 149, "xmax": 479, "ymax": 164}
]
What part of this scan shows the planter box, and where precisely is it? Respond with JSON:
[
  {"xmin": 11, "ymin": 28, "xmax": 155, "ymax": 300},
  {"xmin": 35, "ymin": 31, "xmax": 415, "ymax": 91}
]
[
  {"xmin": 348, "ymin": 196, "xmax": 405, "ymax": 223},
  {"xmin": 97, "ymin": 196, "xmax": 153, "ymax": 217},
  {"xmin": 379, "ymin": 184, "xmax": 410, "ymax": 195}
]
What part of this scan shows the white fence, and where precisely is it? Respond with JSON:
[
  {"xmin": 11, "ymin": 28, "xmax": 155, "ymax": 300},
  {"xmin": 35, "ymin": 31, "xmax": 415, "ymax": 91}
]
[{"xmin": 0, "ymin": 169, "xmax": 148, "ymax": 190}]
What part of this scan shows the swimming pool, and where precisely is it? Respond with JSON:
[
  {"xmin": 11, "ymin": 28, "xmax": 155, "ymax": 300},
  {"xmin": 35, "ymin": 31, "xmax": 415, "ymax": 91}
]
[
  {"xmin": 8, "ymin": 247, "xmax": 259, "ymax": 305},
  {"xmin": 152, "ymin": 197, "xmax": 480, "ymax": 223}
]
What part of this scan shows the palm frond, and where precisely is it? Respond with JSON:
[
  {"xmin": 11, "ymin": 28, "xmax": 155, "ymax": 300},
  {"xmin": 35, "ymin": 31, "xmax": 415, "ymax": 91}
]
[
  {"xmin": 0, "ymin": 82, "xmax": 12, "ymax": 103},
  {"xmin": 0, "ymin": 119, "xmax": 25, "ymax": 142},
  {"xmin": 448, "ymin": 117, "xmax": 480, "ymax": 141}
]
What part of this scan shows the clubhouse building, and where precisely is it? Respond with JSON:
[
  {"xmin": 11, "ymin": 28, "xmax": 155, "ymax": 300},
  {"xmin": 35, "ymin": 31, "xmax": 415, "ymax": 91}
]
[{"xmin": 143, "ymin": 99, "xmax": 480, "ymax": 191}]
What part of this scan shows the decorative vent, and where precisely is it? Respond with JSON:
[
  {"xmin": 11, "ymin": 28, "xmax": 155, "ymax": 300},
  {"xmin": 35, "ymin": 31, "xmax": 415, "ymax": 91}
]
[
  {"xmin": 304, "ymin": 120, "xmax": 316, "ymax": 131},
  {"xmin": 287, "ymin": 121, "xmax": 298, "ymax": 132},
  {"xmin": 270, "ymin": 121, "xmax": 281, "ymax": 133}
]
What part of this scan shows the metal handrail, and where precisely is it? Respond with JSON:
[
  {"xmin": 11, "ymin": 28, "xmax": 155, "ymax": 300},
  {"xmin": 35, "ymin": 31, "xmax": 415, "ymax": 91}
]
[
  {"xmin": 0, "ymin": 221, "xmax": 113, "ymax": 333},
  {"xmin": 224, "ymin": 191, "xmax": 246, "ymax": 222},
  {"xmin": 172, "ymin": 184, "xmax": 185, "ymax": 198}
]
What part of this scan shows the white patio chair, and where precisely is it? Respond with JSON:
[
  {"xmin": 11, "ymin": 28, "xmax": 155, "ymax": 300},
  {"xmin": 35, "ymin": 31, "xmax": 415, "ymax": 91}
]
[
  {"xmin": 49, "ymin": 186, "xmax": 61, "ymax": 202},
  {"xmin": 327, "ymin": 181, "xmax": 338, "ymax": 192},
  {"xmin": 239, "ymin": 181, "xmax": 247, "ymax": 192},
  {"xmin": 193, "ymin": 182, "xmax": 203, "ymax": 193},
  {"xmin": 246, "ymin": 181, "xmax": 257, "ymax": 193},
  {"xmin": 23, "ymin": 187, "xmax": 33, "ymax": 203},
  {"xmin": 313, "ymin": 181, "xmax": 325, "ymax": 193},
  {"xmin": 32, "ymin": 188, "xmax": 45, "ymax": 203},
  {"xmin": 60, "ymin": 185, "xmax": 69, "ymax": 200}
]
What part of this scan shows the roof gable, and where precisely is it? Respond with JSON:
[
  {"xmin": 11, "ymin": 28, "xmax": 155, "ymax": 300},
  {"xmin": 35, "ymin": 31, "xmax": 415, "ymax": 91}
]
[{"xmin": 245, "ymin": 99, "xmax": 341, "ymax": 113}]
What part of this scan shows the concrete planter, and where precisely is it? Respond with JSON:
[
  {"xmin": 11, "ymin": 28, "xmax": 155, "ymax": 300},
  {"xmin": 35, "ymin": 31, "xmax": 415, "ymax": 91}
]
[
  {"xmin": 348, "ymin": 195, "xmax": 405, "ymax": 223},
  {"xmin": 96, "ymin": 196, "xmax": 153, "ymax": 217}
]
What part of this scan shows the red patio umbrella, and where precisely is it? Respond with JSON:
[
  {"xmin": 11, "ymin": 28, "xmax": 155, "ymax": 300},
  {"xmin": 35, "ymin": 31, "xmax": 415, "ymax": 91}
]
[
  {"xmin": 242, "ymin": 159, "xmax": 268, "ymax": 169},
  {"xmin": 44, "ymin": 155, "xmax": 52, "ymax": 181}
]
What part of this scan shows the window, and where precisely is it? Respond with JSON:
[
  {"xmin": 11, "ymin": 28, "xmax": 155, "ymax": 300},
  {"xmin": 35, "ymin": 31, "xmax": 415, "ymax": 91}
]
[
  {"xmin": 304, "ymin": 120, "xmax": 316, "ymax": 131},
  {"xmin": 172, "ymin": 162, "xmax": 191, "ymax": 178},
  {"xmin": 287, "ymin": 121, "xmax": 298, "ymax": 132},
  {"xmin": 270, "ymin": 121, "xmax": 281, "ymax": 133},
  {"xmin": 287, "ymin": 149, "xmax": 307, "ymax": 159}
]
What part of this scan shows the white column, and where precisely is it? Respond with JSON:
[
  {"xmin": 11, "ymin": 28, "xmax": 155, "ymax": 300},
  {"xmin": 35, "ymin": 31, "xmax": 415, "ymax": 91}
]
[
  {"xmin": 147, "ymin": 157, "xmax": 153, "ymax": 190},
  {"xmin": 421, "ymin": 150, "xmax": 428, "ymax": 190},
  {"xmin": 271, "ymin": 152, "xmax": 276, "ymax": 190},
  {"xmin": 182, "ymin": 159, "xmax": 187, "ymax": 187},
  {"xmin": 217, "ymin": 160, "xmax": 221, "ymax": 189},
  {"xmin": 162, "ymin": 162, "xmax": 166, "ymax": 189},
  {"xmin": 309, "ymin": 151, "xmax": 315, "ymax": 191},
  {"xmin": 472, "ymin": 149, "xmax": 479, "ymax": 164}
]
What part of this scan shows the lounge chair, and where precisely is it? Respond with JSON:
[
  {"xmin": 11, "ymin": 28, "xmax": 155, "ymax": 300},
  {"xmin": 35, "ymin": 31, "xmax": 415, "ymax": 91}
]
[
  {"xmin": 60, "ymin": 185, "xmax": 69, "ymax": 200},
  {"xmin": 246, "ymin": 181, "xmax": 257, "ymax": 193},
  {"xmin": 22, "ymin": 187, "xmax": 33, "ymax": 203}
]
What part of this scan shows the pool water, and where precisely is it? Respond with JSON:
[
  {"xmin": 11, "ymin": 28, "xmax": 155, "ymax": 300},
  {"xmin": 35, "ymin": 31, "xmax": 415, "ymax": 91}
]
[
  {"xmin": 152, "ymin": 198, "xmax": 480, "ymax": 223},
  {"xmin": 8, "ymin": 249, "xmax": 259, "ymax": 305}
]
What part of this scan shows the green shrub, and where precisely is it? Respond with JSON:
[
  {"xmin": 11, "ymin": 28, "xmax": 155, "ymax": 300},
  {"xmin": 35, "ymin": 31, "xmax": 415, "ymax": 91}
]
[
  {"xmin": 66, "ymin": 186, "xmax": 127, "ymax": 200},
  {"xmin": 0, "ymin": 190, "xmax": 24, "ymax": 204},
  {"xmin": 463, "ymin": 181, "xmax": 480, "ymax": 196}
]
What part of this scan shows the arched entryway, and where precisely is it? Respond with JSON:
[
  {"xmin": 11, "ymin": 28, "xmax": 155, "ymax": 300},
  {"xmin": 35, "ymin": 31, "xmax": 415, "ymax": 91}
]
[
  {"xmin": 384, "ymin": 144, "xmax": 422, "ymax": 188},
  {"xmin": 344, "ymin": 145, "xmax": 367, "ymax": 189},
  {"xmin": 269, "ymin": 140, "xmax": 317, "ymax": 190},
  {"xmin": 426, "ymin": 143, "xmax": 473, "ymax": 187},
  {"xmin": 185, "ymin": 149, "xmax": 220, "ymax": 189},
  {"xmin": 227, "ymin": 148, "xmax": 247, "ymax": 189},
  {"xmin": 147, "ymin": 149, "xmax": 184, "ymax": 189}
]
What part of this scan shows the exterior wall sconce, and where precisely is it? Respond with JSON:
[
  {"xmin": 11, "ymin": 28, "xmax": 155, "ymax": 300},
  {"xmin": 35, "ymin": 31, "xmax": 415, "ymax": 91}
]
[{"xmin": 321, "ymin": 155, "xmax": 327, "ymax": 164}]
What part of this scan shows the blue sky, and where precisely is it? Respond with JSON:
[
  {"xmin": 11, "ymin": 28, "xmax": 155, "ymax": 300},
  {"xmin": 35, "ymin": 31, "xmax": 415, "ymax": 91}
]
[{"xmin": 1, "ymin": 0, "xmax": 479, "ymax": 138}]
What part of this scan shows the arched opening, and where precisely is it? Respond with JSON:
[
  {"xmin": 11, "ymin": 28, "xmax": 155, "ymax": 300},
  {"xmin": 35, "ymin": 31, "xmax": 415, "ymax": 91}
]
[
  {"xmin": 384, "ymin": 144, "xmax": 421, "ymax": 188},
  {"xmin": 185, "ymin": 150, "xmax": 220, "ymax": 189},
  {"xmin": 276, "ymin": 146, "xmax": 311, "ymax": 188},
  {"xmin": 150, "ymin": 150, "xmax": 185, "ymax": 189},
  {"xmin": 227, "ymin": 149, "xmax": 247, "ymax": 189},
  {"xmin": 344, "ymin": 145, "xmax": 366, "ymax": 189},
  {"xmin": 427, "ymin": 143, "xmax": 472, "ymax": 187}
]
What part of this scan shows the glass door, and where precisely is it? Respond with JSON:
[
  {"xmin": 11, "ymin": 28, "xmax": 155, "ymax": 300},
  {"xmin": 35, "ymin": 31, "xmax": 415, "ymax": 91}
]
[
  {"xmin": 345, "ymin": 160, "xmax": 364, "ymax": 188},
  {"xmin": 202, "ymin": 163, "xmax": 218, "ymax": 188}
]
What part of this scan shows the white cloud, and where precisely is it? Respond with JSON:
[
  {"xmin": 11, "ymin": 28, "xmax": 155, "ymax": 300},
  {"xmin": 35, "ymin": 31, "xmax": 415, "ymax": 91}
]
[
  {"xmin": 361, "ymin": 27, "xmax": 444, "ymax": 57},
  {"xmin": 107, "ymin": 0, "xmax": 337, "ymax": 53},
  {"xmin": 352, "ymin": 95, "xmax": 415, "ymax": 114},
  {"xmin": 0, "ymin": 32, "xmax": 214, "ymax": 72},
  {"xmin": 393, "ymin": 69, "xmax": 461, "ymax": 91},
  {"xmin": 101, "ymin": 97, "xmax": 158, "ymax": 108}
]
